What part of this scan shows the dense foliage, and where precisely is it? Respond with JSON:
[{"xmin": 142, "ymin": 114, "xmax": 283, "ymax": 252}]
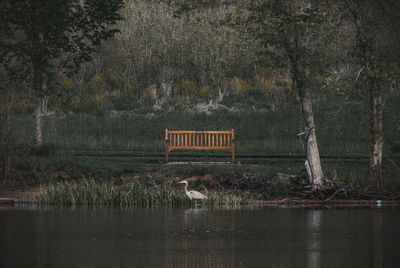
[
  {"xmin": 1, "ymin": 0, "xmax": 400, "ymax": 188},
  {"xmin": 1, "ymin": 0, "xmax": 397, "ymax": 114}
]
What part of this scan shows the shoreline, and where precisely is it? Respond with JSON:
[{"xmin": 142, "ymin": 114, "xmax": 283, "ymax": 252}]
[
  {"xmin": 1, "ymin": 163, "xmax": 399, "ymax": 208},
  {"xmin": 1, "ymin": 193, "xmax": 399, "ymax": 208}
]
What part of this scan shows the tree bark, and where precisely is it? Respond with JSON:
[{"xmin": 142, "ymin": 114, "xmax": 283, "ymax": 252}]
[
  {"xmin": 300, "ymin": 86, "xmax": 324, "ymax": 188},
  {"xmin": 33, "ymin": 61, "xmax": 43, "ymax": 148},
  {"xmin": 28, "ymin": 6, "xmax": 44, "ymax": 148},
  {"xmin": 34, "ymin": 91, "xmax": 43, "ymax": 147},
  {"xmin": 346, "ymin": 0, "xmax": 384, "ymax": 188},
  {"xmin": 368, "ymin": 80, "xmax": 383, "ymax": 188},
  {"xmin": 288, "ymin": 35, "xmax": 324, "ymax": 189}
]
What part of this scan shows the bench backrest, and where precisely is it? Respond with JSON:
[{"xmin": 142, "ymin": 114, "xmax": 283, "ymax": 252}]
[
  {"xmin": 165, "ymin": 129, "xmax": 234, "ymax": 149},
  {"xmin": 165, "ymin": 129, "xmax": 235, "ymax": 162}
]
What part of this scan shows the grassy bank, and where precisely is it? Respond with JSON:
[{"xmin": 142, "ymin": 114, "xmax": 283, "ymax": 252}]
[
  {"xmin": 2, "ymin": 92, "xmax": 400, "ymax": 196},
  {"xmin": 2, "ymin": 143, "xmax": 400, "ymax": 193},
  {"xmin": 29, "ymin": 159, "xmax": 400, "ymax": 207},
  {"xmin": 10, "ymin": 92, "xmax": 400, "ymax": 157},
  {"xmin": 35, "ymin": 178, "xmax": 256, "ymax": 208},
  {"xmin": 3, "ymin": 150, "xmax": 399, "ymax": 206}
]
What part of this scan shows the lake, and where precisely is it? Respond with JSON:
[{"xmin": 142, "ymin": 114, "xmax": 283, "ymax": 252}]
[{"xmin": 0, "ymin": 206, "xmax": 399, "ymax": 268}]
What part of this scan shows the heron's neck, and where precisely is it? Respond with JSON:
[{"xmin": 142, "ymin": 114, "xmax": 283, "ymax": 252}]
[{"xmin": 184, "ymin": 183, "xmax": 189, "ymax": 193}]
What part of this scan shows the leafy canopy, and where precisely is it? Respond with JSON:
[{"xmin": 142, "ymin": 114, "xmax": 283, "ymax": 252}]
[
  {"xmin": 0, "ymin": 0, "xmax": 124, "ymax": 85},
  {"xmin": 245, "ymin": 1, "xmax": 334, "ymax": 63}
]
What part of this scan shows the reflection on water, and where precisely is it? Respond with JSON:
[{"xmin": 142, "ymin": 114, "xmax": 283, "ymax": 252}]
[
  {"xmin": 165, "ymin": 208, "xmax": 236, "ymax": 268},
  {"xmin": 307, "ymin": 210, "xmax": 322, "ymax": 268},
  {"xmin": 0, "ymin": 206, "xmax": 399, "ymax": 268},
  {"xmin": 372, "ymin": 210, "xmax": 383, "ymax": 268}
]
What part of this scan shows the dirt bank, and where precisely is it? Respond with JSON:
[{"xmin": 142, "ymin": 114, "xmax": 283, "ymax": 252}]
[{"xmin": 1, "ymin": 170, "xmax": 399, "ymax": 205}]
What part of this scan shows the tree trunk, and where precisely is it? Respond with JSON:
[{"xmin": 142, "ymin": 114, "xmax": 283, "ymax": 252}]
[
  {"xmin": 368, "ymin": 81, "xmax": 383, "ymax": 188},
  {"xmin": 289, "ymin": 35, "xmax": 324, "ymax": 189},
  {"xmin": 346, "ymin": 0, "xmax": 384, "ymax": 190},
  {"xmin": 300, "ymin": 87, "xmax": 324, "ymax": 188},
  {"xmin": 34, "ymin": 92, "xmax": 43, "ymax": 147},
  {"xmin": 33, "ymin": 61, "xmax": 43, "ymax": 148},
  {"xmin": 28, "ymin": 10, "xmax": 44, "ymax": 148}
]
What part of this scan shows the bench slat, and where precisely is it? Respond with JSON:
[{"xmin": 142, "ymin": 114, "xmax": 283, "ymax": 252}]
[
  {"xmin": 165, "ymin": 129, "xmax": 235, "ymax": 163},
  {"xmin": 169, "ymin": 146, "xmax": 233, "ymax": 150},
  {"xmin": 167, "ymin": 130, "xmax": 233, "ymax": 134}
]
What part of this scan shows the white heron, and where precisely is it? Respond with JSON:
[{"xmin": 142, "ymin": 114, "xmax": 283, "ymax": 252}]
[{"xmin": 178, "ymin": 180, "xmax": 208, "ymax": 203}]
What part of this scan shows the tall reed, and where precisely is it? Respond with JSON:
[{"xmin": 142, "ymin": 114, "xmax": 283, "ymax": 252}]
[{"xmin": 36, "ymin": 179, "xmax": 255, "ymax": 208}]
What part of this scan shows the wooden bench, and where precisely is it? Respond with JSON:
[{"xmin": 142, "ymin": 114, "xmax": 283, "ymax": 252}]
[{"xmin": 165, "ymin": 129, "xmax": 235, "ymax": 162}]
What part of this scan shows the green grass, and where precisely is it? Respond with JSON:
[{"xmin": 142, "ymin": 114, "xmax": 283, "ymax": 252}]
[
  {"xmin": 32, "ymin": 158, "xmax": 399, "ymax": 207},
  {"xmin": 5, "ymin": 148, "xmax": 400, "ymax": 205},
  {"xmin": 11, "ymin": 93, "xmax": 400, "ymax": 157},
  {"xmin": 3, "ymin": 91, "xmax": 400, "ymax": 195},
  {"xmin": 35, "ymin": 178, "xmax": 256, "ymax": 208},
  {"xmin": 4, "ymin": 141, "xmax": 399, "ymax": 190}
]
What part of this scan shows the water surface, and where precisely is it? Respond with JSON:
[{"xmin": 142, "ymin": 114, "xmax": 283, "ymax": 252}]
[{"xmin": 0, "ymin": 206, "xmax": 399, "ymax": 268}]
